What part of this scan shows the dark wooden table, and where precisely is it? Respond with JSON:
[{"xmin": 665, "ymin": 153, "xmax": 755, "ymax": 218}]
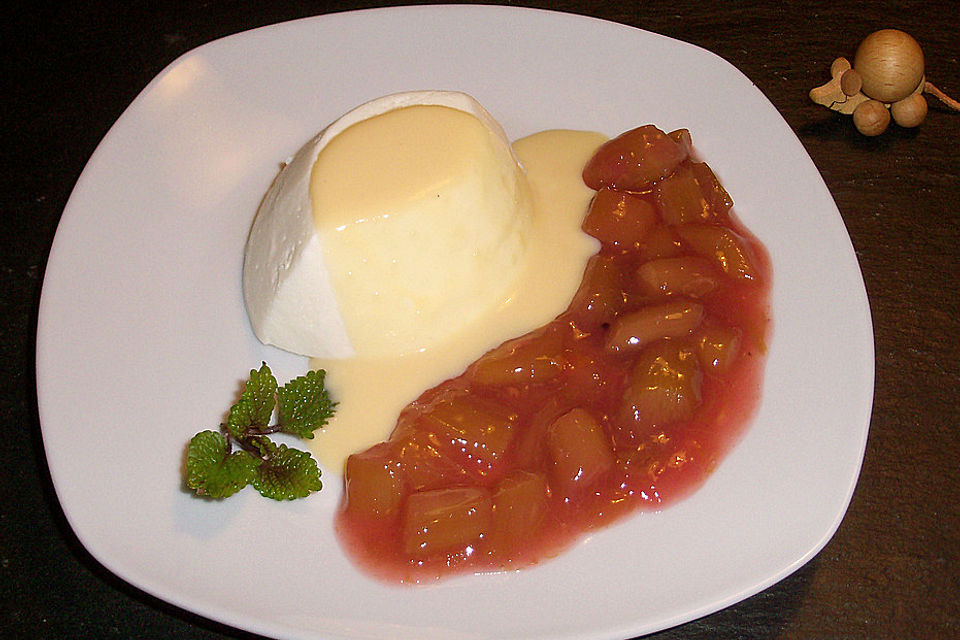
[{"xmin": 4, "ymin": 1, "xmax": 958, "ymax": 638}]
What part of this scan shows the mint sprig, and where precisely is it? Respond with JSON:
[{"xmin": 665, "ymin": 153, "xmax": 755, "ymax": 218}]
[{"xmin": 186, "ymin": 363, "xmax": 336, "ymax": 500}]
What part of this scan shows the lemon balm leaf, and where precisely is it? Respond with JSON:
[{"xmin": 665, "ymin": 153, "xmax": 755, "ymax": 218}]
[
  {"xmin": 186, "ymin": 430, "xmax": 258, "ymax": 498},
  {"xmin": 252, "ymin": 443, "xmax": 323, "ymax": 500},
  {"xmin": 277, "ymin": 369, "xmax": 336, "ymax": 439},
  {"xmin": 227, "ymin": 362, "xmax": 278, "ymax": 438},
  {"xmin": 184, "ymin": 363, "xmax": 334, "ymax": 501}
]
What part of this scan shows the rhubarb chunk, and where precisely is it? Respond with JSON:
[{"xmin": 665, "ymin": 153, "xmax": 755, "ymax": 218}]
[
  {"xmin": 488, "ymin": 471, "xmax": 550, "ymax": 555},
  {"xmin": 582, "ymin": 188, "xmax": 658, "ymax": 251},
  {"xmin": 565, "ymin": 255, "xmax": 625, "ymax": 332},
  {"xmin": 638, "ymin": 224, "xmax": 684, "ymax": 261},
  {"xmin": 677, "ymin": 224, "xmax": 758, "ymax": 281},
  {"xmin": 344, "ymin": 442, "xmax": 403, "ymax": 519},
  {"xmin": 693, "ymin": 325, "xmax": 743, "ymax": 373},
  {"xmin": 620, "ymin": 341, "xmax": 703, "ymax": 427},
  {"xmin": 402, "ymin": 487, "xmax": 492, "ymax": 556},
  {"xmin": 582, "ymin": 125, "xmax": 688, "ymax": 191},
  {"xmin": 420, "ymin": 394, "xmax": 518, "ymax": 481},
  {"xmin": 471, "ymin": 325, "xmax": 564, "ymax": 386},
  {"xmin": 637, "ymin": 256, "xmax": 720, "ymax": 299},
  {"xmin": 547, "ymin": 408, "xmax": 615, "ymax": 495},
  {"xmin": 605, "ymin": 300, "xmax": 704, "ymax": 354},
  {"xmin": 656, "ymin": 162, "xmax": 733, "ymax": 225}
]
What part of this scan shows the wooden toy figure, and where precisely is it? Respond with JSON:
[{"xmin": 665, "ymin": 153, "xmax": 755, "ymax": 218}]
[{"xmin": 810, "ymin": 29, "xmax": 958, "ymax": 135}]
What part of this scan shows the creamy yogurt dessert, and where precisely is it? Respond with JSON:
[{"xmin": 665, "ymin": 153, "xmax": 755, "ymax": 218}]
[{"xmin": 242, "ymin": 91, "xmax": 534, "ymax": 359}]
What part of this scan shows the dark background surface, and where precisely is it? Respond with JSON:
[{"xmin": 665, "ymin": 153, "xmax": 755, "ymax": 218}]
[{"xmin": 3, "ymin": 0, "xmax": 958, "ymax": 638}]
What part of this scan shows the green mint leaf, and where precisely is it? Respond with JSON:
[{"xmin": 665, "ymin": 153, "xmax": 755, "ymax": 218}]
[
  {"xmin": 227, "ymin": 362, "xmax": 277, "ymax": 439},
  {"xmin": 252, "ymin": 443, "xmax": 323, "ymax": 500},
  {"xmin": 185, "ymin": 363, "xmax": 335, "ymax": 501},
  {"xmin": 276, "ymin": 369, "xmax": 336, "ymax": 439},
  {"xmin": 186, "ymin": 430, "xmax": 258, "ymax": 498}
]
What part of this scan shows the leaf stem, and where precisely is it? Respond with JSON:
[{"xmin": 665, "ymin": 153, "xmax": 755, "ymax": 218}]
[
  {"xmin": 219, "ymin": 423, "xmax": 235, "ymax": 451},
  {"xmin": 244, "ymin": 424, "xmax": 284, "ymax": 436}
]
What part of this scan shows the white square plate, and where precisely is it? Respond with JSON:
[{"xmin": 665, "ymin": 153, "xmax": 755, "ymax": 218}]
[{"xmin": 37, "ymin": 6, "xmax": 873, "ymax": 639}]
